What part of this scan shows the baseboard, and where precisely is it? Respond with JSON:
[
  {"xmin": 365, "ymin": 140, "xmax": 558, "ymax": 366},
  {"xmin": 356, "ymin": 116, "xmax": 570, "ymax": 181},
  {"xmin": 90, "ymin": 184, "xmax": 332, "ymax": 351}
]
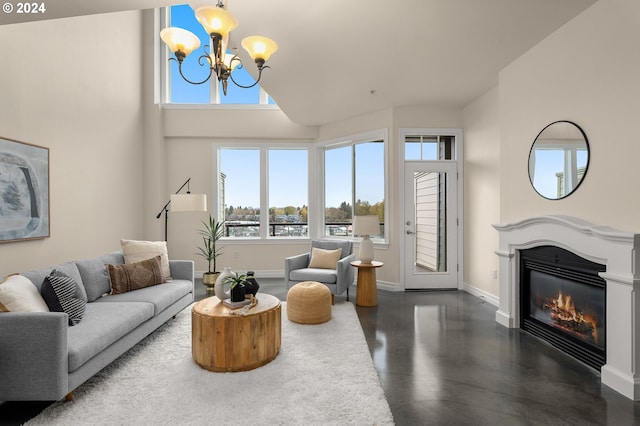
[
  {"xmin": 462, "ymin": 281, "xmax": 499, "ymax": 307},
  {"xmin": 377, "ymin": 280, "xmax": 402, "ymax": 292}
]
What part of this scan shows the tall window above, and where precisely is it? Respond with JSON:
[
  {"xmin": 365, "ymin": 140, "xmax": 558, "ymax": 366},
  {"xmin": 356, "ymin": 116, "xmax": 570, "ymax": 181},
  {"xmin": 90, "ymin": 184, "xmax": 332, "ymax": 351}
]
[
  {"xmin": 323, "ymin": 137, "xmax": 385, "ymax": 239},
  {"xmin": 162, "ymin": 5, "xmax": 277, "ymax": 106},
  {"xmin": 218, "ymin": 147, "xmax": 308, "ymax": 239}
]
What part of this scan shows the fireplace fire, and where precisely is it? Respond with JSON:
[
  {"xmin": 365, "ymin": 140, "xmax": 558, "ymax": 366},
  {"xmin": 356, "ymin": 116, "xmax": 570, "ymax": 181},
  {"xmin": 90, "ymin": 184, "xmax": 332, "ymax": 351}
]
[{"xmin": 520, "ymin": 245, "xmax": 606, "ymax": 370}]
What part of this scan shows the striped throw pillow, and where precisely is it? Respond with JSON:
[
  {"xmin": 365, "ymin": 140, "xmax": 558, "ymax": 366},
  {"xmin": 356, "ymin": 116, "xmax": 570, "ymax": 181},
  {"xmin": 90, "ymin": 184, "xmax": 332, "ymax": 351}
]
[{"xmin": 41, "ymin": 270, "xmax": 87, "ymax": 326}]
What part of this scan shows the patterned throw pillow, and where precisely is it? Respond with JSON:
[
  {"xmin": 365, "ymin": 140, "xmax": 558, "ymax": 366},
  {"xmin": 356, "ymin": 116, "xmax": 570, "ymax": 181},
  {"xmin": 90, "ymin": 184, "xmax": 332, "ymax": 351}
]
[
  {"xmin": 121, "ymin": 239, "xmax": 171, "ymax": 281},
  {"xmin": 41, "ymin": 270, "xmax": 87, "ymax": 326},
  {"xmin": 107, "ymin": 255, "xmax": 165, "ymax": 295}
]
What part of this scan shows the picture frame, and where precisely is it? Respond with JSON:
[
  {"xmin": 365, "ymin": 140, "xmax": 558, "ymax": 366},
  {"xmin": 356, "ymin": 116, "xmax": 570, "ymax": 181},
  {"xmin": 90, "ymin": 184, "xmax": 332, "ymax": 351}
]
[{"xmin": 0, "ymin": 137, "xmax": 50, "ymax": 243}]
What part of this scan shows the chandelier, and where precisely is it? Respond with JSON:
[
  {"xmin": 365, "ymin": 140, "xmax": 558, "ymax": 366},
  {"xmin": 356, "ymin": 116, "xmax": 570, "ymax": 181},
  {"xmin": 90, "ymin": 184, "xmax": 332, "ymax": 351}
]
[{"xmin": 160, "ymin": 1, "xmax": 278, "ymax": 96}]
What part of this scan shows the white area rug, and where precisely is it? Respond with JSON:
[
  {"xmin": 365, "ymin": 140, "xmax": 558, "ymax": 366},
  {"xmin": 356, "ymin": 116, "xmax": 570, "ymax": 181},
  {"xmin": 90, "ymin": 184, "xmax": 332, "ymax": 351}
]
[{"xmin": 27, "ymin": 302, "xmax": 394, "ymax": 425}]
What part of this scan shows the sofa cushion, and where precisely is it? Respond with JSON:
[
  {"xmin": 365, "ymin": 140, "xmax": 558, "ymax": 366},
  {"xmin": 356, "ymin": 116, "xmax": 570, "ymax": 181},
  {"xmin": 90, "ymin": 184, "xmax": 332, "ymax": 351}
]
[
  {"xmin": 0, "ymin": 274, "xmax": 49, "ymax": 312},
  {"xmin": 75, "ymin": 251, "xmax": 124, "ymax": 302},
  {"xmin": 107, "ymin": 256, "xmax": 165, "ymax": 295},
  {"xmin": 41, "ymin": 270, "xmax": 87, "ymax": 326},
  {"xmin": 67, "ymin": 301, "xmax": 154, "ymax": 372},
  {"xmin": 21, "ymin": 262, "xmax": 87, "ymax": 302},
  {"xmin": 308, "ymin": 247, "xmax": 342, "ymax": 269},
  {"xmin": 290, "ymin": 268, "xmax": 338, "ymax": 284},
  {"xmin": 96, "ymin": 279, "xmax": 193, "ymax": 316},
  {"xmin": 121, "ymin": 239, "xmax": 171, "ymax": 280}
]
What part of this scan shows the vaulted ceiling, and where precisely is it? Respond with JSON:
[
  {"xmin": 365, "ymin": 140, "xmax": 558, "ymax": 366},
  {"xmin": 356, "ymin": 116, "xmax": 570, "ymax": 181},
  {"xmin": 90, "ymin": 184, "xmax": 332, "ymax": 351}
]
[{"xmin": 1, "ymin": 0, "xmax": 597, "ymax": 126}]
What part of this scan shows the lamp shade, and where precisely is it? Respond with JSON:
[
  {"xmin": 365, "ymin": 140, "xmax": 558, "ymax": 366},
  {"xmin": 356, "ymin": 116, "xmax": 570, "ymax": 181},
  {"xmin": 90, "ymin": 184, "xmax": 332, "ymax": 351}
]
[
  {"xmin": 160, "ymin": 27, "xmax": 201, "ymax": 56},
  {"xmin": 170, "ymin": 194, "xmax": 207, "ymax": 212},
  {"xmin": 241, "ymin": 36, "xmax": 278, "ymax": 63},
  {"xmin": 195, "ymin": 6, "xmax": 238, "ymax": 39},
  {"xmin": 353, "ymin": 215, "xmax": 380, "ymax": 236}
]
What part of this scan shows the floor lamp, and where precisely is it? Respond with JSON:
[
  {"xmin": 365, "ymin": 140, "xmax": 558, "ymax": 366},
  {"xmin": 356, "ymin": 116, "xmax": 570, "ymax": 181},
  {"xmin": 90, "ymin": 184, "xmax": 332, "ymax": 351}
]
[{"xmin": 156, "ymin": 178, "xmax": 207, "ymax": 241}]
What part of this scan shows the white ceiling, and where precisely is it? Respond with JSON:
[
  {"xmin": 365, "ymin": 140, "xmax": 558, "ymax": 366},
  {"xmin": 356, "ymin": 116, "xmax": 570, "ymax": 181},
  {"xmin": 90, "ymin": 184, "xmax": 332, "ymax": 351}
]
[{"xmin": 0, "ymin": 0, "xmax": 597, "ymax": 126}]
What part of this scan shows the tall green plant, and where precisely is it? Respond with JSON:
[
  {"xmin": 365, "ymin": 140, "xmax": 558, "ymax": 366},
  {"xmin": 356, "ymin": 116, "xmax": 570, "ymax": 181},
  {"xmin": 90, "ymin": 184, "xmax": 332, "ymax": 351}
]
[{"xmin": 196, "ymin": 215, "xmax": 225, "ymax": 273}]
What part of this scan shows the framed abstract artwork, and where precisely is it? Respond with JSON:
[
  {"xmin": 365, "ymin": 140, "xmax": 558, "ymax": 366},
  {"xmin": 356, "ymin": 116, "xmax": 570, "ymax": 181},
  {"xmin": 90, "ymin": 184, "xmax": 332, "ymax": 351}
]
[{"xmin": 0, "ymin": 137, "xmax": 50, "ymax": 242}]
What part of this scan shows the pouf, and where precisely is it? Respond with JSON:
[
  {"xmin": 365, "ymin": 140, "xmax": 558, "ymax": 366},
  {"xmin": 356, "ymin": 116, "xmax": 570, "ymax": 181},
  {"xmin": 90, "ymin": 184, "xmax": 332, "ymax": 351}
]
[{"xmin": 286, "ymin": 281, "xmax": 332, "ymax": 324}]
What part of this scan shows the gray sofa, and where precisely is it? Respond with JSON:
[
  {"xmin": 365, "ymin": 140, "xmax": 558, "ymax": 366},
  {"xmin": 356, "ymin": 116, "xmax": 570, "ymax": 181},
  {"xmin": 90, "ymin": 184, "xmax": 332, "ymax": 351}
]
[{"xmin": 0, "ymin": 251, "xmax": 194, "ymax": 401}]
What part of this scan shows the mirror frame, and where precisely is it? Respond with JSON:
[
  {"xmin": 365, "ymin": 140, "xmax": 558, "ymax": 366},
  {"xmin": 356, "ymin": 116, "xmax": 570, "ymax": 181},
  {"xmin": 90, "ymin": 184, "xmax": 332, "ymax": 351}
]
[{"xmin": 528, "ymin": 120, "xmax": 590, "ymax": 200}]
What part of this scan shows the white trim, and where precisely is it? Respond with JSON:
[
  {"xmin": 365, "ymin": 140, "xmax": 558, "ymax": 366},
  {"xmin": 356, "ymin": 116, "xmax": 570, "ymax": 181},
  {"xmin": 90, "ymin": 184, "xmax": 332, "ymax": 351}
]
[{"xmin": 462, "ymin": 282, "xmax": 499, "ymax": 307}]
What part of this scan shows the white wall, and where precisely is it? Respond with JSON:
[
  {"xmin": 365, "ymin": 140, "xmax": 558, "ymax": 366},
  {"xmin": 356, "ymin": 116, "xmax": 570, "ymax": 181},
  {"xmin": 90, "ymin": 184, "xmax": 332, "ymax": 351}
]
[
  {"xmin": 462, "ymin": 87, "xmax": 501, "ymax": 298},
  {"xmin": 0, "ymin": 12, "xmax": 145, "ymax": 277},
  {"xmin": 499, "ymin": 0, "xmax": 640, "ymax": 231}
]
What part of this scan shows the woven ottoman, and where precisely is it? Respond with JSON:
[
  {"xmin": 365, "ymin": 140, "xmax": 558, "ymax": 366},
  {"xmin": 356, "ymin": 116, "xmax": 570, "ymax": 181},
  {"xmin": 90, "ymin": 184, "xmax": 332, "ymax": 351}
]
[{"xmin": 286, "ymin": 281, "xmax": 332, "ymax": 324}]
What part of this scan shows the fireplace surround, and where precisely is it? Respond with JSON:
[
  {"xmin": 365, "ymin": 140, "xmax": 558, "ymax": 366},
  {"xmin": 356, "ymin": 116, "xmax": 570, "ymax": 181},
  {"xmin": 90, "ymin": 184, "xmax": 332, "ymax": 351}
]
[{"xmin": 494, "ymin": 215, "xmax": 640, "ymax": 400}]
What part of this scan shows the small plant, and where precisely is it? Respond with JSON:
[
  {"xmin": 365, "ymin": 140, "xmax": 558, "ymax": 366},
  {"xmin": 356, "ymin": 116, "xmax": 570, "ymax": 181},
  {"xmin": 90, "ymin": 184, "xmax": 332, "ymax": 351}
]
[
  {"xmin": 224, "ymin": 272, "xmax": 248, "ymax": 289},
  {"xmin": 196, "ymin": 215, "xmax": 225, "ymax": 274}
]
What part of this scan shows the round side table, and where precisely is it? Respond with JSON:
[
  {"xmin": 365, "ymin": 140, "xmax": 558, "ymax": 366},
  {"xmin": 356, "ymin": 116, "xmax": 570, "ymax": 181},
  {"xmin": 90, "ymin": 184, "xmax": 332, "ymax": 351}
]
[{"xmin": 351, "ymin": 261, "xmax": 383, "ymax": 307}]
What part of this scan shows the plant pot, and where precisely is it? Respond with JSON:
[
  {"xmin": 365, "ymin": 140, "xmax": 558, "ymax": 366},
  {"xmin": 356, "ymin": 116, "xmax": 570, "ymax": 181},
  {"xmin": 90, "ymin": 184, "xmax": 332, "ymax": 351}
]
[
  {"xmin": 202, "ymin": 272, "xmax": 219, "ymax": 298},
  {"xmin": 230, "ymin": 282, "xmax": 246, "ymax": 302}
]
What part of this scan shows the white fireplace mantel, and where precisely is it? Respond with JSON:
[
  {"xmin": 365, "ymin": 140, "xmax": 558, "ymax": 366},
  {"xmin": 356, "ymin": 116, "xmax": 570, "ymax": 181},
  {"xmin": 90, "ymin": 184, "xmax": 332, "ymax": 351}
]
[{"xmin": 494, "ymin": 214, "xmax": 640, "ymax": 400}]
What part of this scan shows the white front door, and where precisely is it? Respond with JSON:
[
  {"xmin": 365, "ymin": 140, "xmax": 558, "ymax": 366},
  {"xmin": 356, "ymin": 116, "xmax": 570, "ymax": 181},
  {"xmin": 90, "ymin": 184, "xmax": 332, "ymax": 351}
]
[{"xmin": 403, "ymin": 161, "xmax": 458, "ymax": 289}]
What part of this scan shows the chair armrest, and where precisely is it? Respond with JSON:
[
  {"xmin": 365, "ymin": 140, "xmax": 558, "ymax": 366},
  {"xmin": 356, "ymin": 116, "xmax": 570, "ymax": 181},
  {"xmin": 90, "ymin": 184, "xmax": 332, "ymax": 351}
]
[
  {"xmin": 0, "ymin": 312, "xmax": 68, "ymax": 401},
  {"xmin": 169, "ymin": 260, "xmax": 194, "ymax": 283},
  {"xmin": 336, "ymin": 254, "xmax": 356, "ymax": 294},
  {"xmin": 284, "ymin": 253, "xmax": 310, "ymax": 287}
]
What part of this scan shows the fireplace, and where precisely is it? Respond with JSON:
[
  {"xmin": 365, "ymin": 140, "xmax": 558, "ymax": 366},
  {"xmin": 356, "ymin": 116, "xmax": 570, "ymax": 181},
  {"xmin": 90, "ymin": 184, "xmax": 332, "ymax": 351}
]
[
  {"xmin": 493, "ymin": 215, "xmax": 640, "ymax": 400},
  {"xmin": 520, "ymin": 245, "xmax": 606, "ymax": 370}
]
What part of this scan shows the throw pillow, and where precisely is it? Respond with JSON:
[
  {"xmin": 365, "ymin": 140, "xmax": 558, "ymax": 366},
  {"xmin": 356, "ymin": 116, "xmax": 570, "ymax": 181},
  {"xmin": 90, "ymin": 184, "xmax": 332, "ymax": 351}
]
[
  {"xmin": 121, "ymin": 239, "xmax": 171, "ymax": 280},
  {"xmin": 308, "ymin": 248, "xmax": 343, "ymax": 269},
  {"xmin": 108, "ymin": 255, "xmax": 165, "ymax": 295},
  {"xmin": 41, "ymin": 270, "xmax": 87, "ymax": 326},
  {"xmin": 0, "ymin": 274, "xmax": 50, "ymax": 312}
]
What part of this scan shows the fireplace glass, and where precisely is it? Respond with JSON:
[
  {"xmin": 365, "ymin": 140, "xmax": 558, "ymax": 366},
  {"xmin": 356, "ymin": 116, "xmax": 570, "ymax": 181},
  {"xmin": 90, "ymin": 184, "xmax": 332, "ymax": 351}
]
[{"xmin": 520, "ymin": 246, "xmax": 605, "ymax": 370}]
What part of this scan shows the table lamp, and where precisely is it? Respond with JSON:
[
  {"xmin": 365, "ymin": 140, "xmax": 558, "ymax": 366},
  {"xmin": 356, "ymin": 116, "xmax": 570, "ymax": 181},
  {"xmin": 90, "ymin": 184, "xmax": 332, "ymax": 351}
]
[{"xmin": 353, "ymin": 215, "xmax": 380, "ymax": 263}]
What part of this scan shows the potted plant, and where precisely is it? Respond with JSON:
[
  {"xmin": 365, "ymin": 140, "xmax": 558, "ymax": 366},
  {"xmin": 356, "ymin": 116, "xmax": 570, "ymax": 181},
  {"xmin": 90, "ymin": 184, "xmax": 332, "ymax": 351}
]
[
  {"xmin": 224, "ymin": 272, "xmax": 248, "ymax": 302},
  {"xmin": 196, "ymin": 215, "xmax": 225, "ymax": 295}
]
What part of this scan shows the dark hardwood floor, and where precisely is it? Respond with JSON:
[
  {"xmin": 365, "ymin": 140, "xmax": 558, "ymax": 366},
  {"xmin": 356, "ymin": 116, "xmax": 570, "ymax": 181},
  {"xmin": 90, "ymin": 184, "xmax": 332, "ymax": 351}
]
[{"xmin": 2, "ymin": 279, "xmax": 640, "ymax": 425}]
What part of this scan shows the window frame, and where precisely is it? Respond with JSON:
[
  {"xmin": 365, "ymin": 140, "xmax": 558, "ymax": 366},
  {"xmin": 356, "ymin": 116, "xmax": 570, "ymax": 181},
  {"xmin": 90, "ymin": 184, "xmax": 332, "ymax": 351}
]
[
  {"xmin": 213, "ymin": 142, "xmax": 312, "ymax": 242},
  {"xmin": 316, "ymin": 129, "xmax": 389, "ymax": 245}
]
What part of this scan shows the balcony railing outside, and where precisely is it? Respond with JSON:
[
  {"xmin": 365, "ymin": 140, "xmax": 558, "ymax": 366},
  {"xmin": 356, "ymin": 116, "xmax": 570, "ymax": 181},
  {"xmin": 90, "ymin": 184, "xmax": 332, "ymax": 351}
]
[{"xmin": 223, "ymin": 222, "xmax": 385, "ymax": 238}]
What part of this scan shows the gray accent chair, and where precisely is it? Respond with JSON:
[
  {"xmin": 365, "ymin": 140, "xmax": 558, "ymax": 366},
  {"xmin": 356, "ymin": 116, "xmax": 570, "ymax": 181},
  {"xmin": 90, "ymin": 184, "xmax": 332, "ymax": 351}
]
[{"xmin": 285, "ymin": 240, "xmax": 356, "ymax": 301}]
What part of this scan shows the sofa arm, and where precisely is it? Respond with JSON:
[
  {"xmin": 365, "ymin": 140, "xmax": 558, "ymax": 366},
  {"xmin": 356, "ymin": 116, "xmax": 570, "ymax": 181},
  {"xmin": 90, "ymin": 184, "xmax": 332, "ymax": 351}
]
[
  {"xmin": 0, "ymin": 312, "xmax": 68, "ymax": 401},
  {"xmin": 169, "ymin": 260, "xmax": 194, "ymax": 283}
]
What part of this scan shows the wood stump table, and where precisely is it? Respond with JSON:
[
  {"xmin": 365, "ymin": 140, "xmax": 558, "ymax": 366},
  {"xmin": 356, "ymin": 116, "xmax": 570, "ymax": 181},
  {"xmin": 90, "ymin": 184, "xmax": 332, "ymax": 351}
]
[
  {"xmin": 351, "ymin": 261, "xmax": 384, "ymax": 307},
  {"xmin": 191, "ymin": 293, "xmax": 281, "ymax": 372}
]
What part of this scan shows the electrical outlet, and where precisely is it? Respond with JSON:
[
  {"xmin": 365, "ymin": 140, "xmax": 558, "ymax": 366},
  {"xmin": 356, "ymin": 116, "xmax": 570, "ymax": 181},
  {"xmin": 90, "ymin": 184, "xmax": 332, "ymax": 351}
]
[
  {"xmin": 233, "ymin": 251, "xmax": 239, "ymax": 259},
  {"xmin": 491, "ymin": 270, "xmax": 498, "ymax": 279}
]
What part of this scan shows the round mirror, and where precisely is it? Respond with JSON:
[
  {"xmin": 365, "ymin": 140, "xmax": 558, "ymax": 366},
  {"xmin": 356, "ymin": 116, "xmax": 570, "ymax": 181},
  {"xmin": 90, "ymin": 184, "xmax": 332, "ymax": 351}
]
[{"xmin": 528, "ymin": 120, "xmax": 589, "ymax": 200}]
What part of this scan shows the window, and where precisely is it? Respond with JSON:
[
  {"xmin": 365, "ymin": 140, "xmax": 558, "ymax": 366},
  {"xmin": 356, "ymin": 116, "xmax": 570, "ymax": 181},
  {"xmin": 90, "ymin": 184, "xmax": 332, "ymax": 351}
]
[
  {"xmin": 162, "ymin": 5, "xmax": 277, "ymax": 106},
  {"xmin": 405, "ymin": 135, "xmax": 455, "ymax": 160},
  {"xmin": 218, "ymin": 147, "xmax": 308, "ymax": 239},
  {"xmin": 323, "ymin": 134, "xmax": 386, "ymax": 240}
]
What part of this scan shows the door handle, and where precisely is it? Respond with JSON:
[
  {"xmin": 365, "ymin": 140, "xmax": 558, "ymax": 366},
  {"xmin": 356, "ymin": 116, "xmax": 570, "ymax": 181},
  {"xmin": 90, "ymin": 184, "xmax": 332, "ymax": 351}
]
[{"xmin": 406, "ymin": 230, "xmax": 415, "ymax": 235}]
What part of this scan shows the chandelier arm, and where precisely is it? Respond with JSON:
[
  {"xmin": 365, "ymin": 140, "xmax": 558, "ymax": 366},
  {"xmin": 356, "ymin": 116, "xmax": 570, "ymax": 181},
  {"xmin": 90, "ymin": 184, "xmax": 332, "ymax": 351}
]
[
  {"xmin": 228, "ymin": 65, "xmax": 271, "ymax": 89},
  {"xmin": 173, "ymin": 59, "xmax": 214, "ymax": 85}
]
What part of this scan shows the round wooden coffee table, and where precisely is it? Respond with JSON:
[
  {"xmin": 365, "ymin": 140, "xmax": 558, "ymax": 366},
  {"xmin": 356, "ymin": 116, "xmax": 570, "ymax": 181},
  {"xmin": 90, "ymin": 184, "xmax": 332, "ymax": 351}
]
[{"xmin": 191, "ymin": 293, "xmax": 281, "ymax": 372}]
